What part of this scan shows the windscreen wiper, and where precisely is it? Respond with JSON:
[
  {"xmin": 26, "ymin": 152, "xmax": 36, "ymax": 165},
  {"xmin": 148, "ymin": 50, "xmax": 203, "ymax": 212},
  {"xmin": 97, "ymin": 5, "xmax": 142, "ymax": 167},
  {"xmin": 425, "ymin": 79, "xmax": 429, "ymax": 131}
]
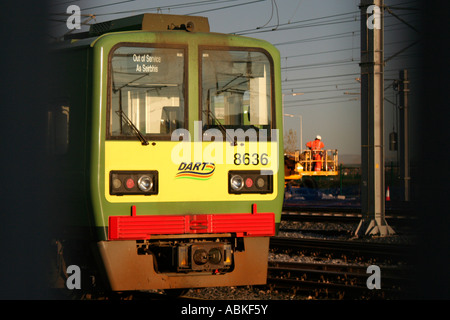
[
  {"xmin": 202, "ymin": 109, "xmax": 236, "ymax": 146},
  {"xmin": 115, "ymin": 110, "xmax": 149, "ymax": 146}
]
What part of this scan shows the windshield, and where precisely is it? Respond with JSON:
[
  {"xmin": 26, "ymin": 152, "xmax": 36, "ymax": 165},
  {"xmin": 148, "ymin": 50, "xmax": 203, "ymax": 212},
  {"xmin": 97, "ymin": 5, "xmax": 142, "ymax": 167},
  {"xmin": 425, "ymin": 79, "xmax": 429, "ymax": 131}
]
[
  {"xmin": 201, "ymin": 49, "xmax": 273, "ymax": 139},
  {"xmin": 108, "ymin": 45, "xmax": 186, "ymax": 140}
]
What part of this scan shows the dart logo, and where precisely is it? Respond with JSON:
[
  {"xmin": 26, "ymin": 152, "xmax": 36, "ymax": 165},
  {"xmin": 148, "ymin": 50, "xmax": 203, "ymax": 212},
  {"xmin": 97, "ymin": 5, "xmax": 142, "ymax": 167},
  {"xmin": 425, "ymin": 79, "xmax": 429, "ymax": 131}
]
[{"xmin": 175, "ymin": 162, "xmax": 215, "ymax": 180}]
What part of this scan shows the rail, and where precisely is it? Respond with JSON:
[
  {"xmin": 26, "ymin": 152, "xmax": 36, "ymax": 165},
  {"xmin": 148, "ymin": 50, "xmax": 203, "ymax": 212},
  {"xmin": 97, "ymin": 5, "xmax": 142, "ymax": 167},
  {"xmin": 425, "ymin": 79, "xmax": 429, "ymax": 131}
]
[
  {"xmin": 269, "ymin": 237, "xmax": 413, "ymax": 262},
  {"xmin": 267, "ymin": 261, "xmax": 412, "ymax": 299}
]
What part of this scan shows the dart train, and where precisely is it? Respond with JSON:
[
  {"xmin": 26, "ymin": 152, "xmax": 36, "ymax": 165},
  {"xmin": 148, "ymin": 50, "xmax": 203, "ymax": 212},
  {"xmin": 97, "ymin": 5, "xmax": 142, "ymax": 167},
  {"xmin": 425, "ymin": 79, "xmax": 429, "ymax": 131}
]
[{"xmin": 48, "ymin": 13, "xmax": 284, "ymax": 294}]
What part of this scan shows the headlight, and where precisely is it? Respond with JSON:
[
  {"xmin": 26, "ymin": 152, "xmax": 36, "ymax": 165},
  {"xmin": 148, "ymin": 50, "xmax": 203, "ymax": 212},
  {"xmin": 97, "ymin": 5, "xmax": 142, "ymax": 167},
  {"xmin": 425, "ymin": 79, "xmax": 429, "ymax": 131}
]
[
  {"xmin": 230, "ymin": 175, "xmax": 244, "ymax": 191},
  {"xmin": 137, "ymin": 175, "xmax": 153, "ymax": 192},
  {"xmin": 228, "ymin": 170, "xmax": 273, "ymax": 194},
  {"xmin": 110, "ymin": 171, "xmax": 158, "ymax": 195}
]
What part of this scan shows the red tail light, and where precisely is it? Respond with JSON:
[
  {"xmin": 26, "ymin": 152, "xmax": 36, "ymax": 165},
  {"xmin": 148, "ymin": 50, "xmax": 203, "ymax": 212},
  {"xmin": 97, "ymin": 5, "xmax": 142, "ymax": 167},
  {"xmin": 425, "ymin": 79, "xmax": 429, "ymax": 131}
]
[
  {"xmin": 110, "ymin": 171, "xmax": 158, "ymax": 195},
  {"xmin": 228, "ymin": 170, "xmax": 273, "ymax": 194}
]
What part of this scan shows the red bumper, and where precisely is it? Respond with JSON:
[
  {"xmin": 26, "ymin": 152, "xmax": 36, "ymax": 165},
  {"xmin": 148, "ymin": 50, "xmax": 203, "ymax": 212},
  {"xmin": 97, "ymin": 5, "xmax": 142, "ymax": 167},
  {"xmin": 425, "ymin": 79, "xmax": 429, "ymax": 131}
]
[{"xmin": 108, "ymin": 205, "xmax": 275, "ymax": 240}]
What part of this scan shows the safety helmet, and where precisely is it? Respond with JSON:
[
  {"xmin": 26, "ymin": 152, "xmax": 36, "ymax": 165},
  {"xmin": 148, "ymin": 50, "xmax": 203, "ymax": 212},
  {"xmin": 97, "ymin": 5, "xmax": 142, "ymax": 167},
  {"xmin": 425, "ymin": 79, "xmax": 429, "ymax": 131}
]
[{"xmin": 316, "ymin": 135, "xmax": 321, "ymax": 140}]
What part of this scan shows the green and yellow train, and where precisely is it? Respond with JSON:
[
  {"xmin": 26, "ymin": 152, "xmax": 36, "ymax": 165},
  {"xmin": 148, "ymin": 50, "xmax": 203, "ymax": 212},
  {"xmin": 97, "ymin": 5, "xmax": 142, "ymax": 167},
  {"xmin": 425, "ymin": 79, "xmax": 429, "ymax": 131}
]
[{"xmin": 49, "ymin": 13, "xmax": 283, "ymax": 293}]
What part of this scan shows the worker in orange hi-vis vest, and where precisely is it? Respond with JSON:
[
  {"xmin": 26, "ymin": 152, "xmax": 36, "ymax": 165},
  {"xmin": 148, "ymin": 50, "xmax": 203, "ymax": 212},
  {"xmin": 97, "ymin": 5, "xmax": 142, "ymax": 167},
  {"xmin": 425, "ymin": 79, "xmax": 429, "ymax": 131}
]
[{"xmin": 306, "ymin": 135, "xmax": 325, "ymax": 171}]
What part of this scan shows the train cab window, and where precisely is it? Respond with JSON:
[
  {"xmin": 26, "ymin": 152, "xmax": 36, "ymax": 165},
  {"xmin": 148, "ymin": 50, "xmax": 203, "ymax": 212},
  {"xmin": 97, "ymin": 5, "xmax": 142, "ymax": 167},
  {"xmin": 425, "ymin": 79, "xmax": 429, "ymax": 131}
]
[
  {"xmin": 108, "ymin": 45, "xmax": 186, "ymax": 140},
  {"xmin": 201, "ymin": 49, "xmax": 273, "ymax": 140}
]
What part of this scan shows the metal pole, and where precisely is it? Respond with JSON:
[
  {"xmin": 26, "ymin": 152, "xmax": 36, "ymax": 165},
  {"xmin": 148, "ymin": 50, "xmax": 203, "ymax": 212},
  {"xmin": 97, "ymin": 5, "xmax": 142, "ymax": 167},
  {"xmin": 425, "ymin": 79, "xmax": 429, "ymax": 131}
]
[
  {"xmin": 399, "ymin": 69, "xmax": 410, "ymax": 201},
  {"xmin": 299, "ymin": 115, "xmax": 302, "ymax": 153},
  {"xmin": 355, "ymin": 0, "xmax": 395, "ymax": 237}
]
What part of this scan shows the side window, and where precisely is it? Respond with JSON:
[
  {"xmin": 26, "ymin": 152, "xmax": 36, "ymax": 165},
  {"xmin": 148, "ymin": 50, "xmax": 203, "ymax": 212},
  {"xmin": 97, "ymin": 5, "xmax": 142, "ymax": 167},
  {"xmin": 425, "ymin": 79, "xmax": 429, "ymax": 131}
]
[{"xmin": 47, "ymin": 104, "xmax": 70, "ymax": 155}]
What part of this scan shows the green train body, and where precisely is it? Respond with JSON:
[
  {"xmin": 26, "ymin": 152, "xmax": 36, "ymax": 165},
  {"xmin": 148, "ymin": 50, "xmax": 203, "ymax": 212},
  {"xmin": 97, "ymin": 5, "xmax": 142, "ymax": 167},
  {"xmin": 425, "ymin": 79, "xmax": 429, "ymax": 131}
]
[{"xmin": 49, "ymin": 14, "xmax": 284, "ymax": 293}]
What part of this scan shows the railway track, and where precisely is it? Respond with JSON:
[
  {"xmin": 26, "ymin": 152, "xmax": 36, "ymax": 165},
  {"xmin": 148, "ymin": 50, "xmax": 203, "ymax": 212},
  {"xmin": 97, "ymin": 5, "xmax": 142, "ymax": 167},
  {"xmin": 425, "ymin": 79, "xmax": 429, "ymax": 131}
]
[
  {"xmin": 270, "ymin": 237, "xmax": 413, "ymax": 263},
  {"xmin": 266, "ymin": 260, "xmax": 412, "ymax": 299},
  {"xmin": 281, "ymin": 209, "xmax": 415, "ymax": 223},
  {"xmin": 282, "ymin": 201, "xmax": 414, "ymax": 214},
  {"xmin": 268, "ymin": 235, "xmax": 415, "ymax": 299},
  {"xmin": 282, "ymin": 211, "xmax": 361, "ymax": 223},
  {"xmin": 278, "ymin": 228, "xmax": 353, "ymax": 238}
]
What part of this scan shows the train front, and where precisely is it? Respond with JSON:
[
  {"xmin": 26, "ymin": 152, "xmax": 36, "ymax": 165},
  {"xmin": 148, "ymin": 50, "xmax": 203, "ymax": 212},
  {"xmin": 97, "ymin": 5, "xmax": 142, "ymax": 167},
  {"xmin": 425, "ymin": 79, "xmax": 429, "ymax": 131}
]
[{"xmin": 89, "ymin": 17, "xmax": 283, "ymax": 291}]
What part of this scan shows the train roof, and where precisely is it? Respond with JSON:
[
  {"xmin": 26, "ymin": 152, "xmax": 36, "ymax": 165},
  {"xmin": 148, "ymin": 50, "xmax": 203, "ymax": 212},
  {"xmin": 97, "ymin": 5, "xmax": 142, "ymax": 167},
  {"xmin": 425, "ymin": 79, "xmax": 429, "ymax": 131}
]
[
  {"xmin": 52, "ymin": 13, "xmax": 278, "ymax": 58},
  {"xmin": 66, "ymin": 13, "xmax": 210, "ymax": 41}
]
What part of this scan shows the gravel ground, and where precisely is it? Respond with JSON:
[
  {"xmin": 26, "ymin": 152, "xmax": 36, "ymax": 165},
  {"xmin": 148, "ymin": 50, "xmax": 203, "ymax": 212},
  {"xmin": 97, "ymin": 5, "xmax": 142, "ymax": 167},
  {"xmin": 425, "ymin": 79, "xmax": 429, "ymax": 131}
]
[
  {"xmin": 279, "ymin": 220, "xmax": 417, "ymax": 244},
  {"xmin": 185, "ymin": 285, "xmax": 309, "ymax": 300}
]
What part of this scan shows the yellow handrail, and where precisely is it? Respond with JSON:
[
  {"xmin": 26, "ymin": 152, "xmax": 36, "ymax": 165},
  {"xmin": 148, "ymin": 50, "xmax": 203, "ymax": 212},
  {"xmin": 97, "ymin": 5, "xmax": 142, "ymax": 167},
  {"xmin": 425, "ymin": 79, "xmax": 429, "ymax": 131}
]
[{"xmin": 286, "ymin": 149, "xmax": 338, "ymax": 174}]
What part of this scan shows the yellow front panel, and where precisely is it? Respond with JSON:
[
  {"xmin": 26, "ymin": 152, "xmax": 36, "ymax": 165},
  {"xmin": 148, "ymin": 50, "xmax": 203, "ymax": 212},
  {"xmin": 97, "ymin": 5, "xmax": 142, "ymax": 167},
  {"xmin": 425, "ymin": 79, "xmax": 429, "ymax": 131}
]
[{"xmin": 105, "ymin": 140, "xmax": 279, "ymax": 203}]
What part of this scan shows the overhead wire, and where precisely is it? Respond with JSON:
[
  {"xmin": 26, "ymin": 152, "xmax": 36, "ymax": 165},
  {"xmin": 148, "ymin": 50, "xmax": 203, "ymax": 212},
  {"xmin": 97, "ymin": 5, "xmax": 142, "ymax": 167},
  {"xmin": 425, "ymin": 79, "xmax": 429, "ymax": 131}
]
[
  {"xmin": 49, "ymin": 0, "xmax": 80, "ymax": 8},
  {"xmin": 49, "ymin": 0, "xmax": 246, "ymax": 17},
  {"xmin": 233, "ymin": 10, "xmax": 360, "ymax": 35},
  {"xmin": 256, "ymin": 0, "xmax": 275, "ymax": 29},
  {"xmin": 186, "ymin": 0, "xmax": 266, "ymax": 15},
  {"xmin": 281, "ymin": 47, "xmax": 355, "ymax": 60},
  {"xmin": 49, "ymin": 0, "xmax": 136, "ymax": 16},
  {"xmin": 82, "ymin": 0, "xmax": 137, "ymax": 12},
  {"xmin": 265, "ymin": 2, "xmax": 418, "ymax": 107},
  {"xmin": 231, "ymin": 6, "xmax": 419, "ymax": 35},
  {"xmin": 280, "ymin": 39, "xmax": 420, "ymax": 73},
  {"xmin": 283, "ymin": 72, "xmax": 361, "ymax": 83},
  {"xmin": 47, "ymin": 1, "xmax": 419, "ymax": 108},
  {"xmin": 287, "ymin": 0, "xmax": 302, "ymax": 24},
  {"xmin": 273, "ymin": 18, "xmax": 419, "ymax": 48},
  {"xmin": 283, "ymin": 81, "xmax": 361, "ymax": 91},
  {"xmin": 286, "ymin": 87, "xmax": 360, "ymax": 95},
  {"xmin": 284, "ymin": 99, "xmax": 359, "ymax": 108},
  {"xmin": 284, "ymin": 96, "xmax": 360, "ymax": 108},
  {"xmin": 282, "ymin": 59, "xmax": 359, "ymax": 72}
]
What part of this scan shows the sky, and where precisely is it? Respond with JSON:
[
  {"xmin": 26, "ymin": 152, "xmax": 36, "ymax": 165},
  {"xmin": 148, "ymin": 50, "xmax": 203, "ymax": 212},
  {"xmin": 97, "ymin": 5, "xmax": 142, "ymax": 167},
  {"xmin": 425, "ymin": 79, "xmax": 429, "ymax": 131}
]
[{"xmin": 47, "ymin": 0, "xmax": 422, "ymax": 163}]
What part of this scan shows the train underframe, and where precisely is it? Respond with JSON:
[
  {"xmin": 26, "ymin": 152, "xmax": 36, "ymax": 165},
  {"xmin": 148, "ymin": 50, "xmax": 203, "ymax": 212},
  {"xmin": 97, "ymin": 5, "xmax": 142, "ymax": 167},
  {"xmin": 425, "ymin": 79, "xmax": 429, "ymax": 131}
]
[
  {"xmin": 50, "ymin": 233, "xmax": 270, "ymax": 294},
  {"xmin": 98, "ymin": 235, "xmax": 269, "ymax": 291}
]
